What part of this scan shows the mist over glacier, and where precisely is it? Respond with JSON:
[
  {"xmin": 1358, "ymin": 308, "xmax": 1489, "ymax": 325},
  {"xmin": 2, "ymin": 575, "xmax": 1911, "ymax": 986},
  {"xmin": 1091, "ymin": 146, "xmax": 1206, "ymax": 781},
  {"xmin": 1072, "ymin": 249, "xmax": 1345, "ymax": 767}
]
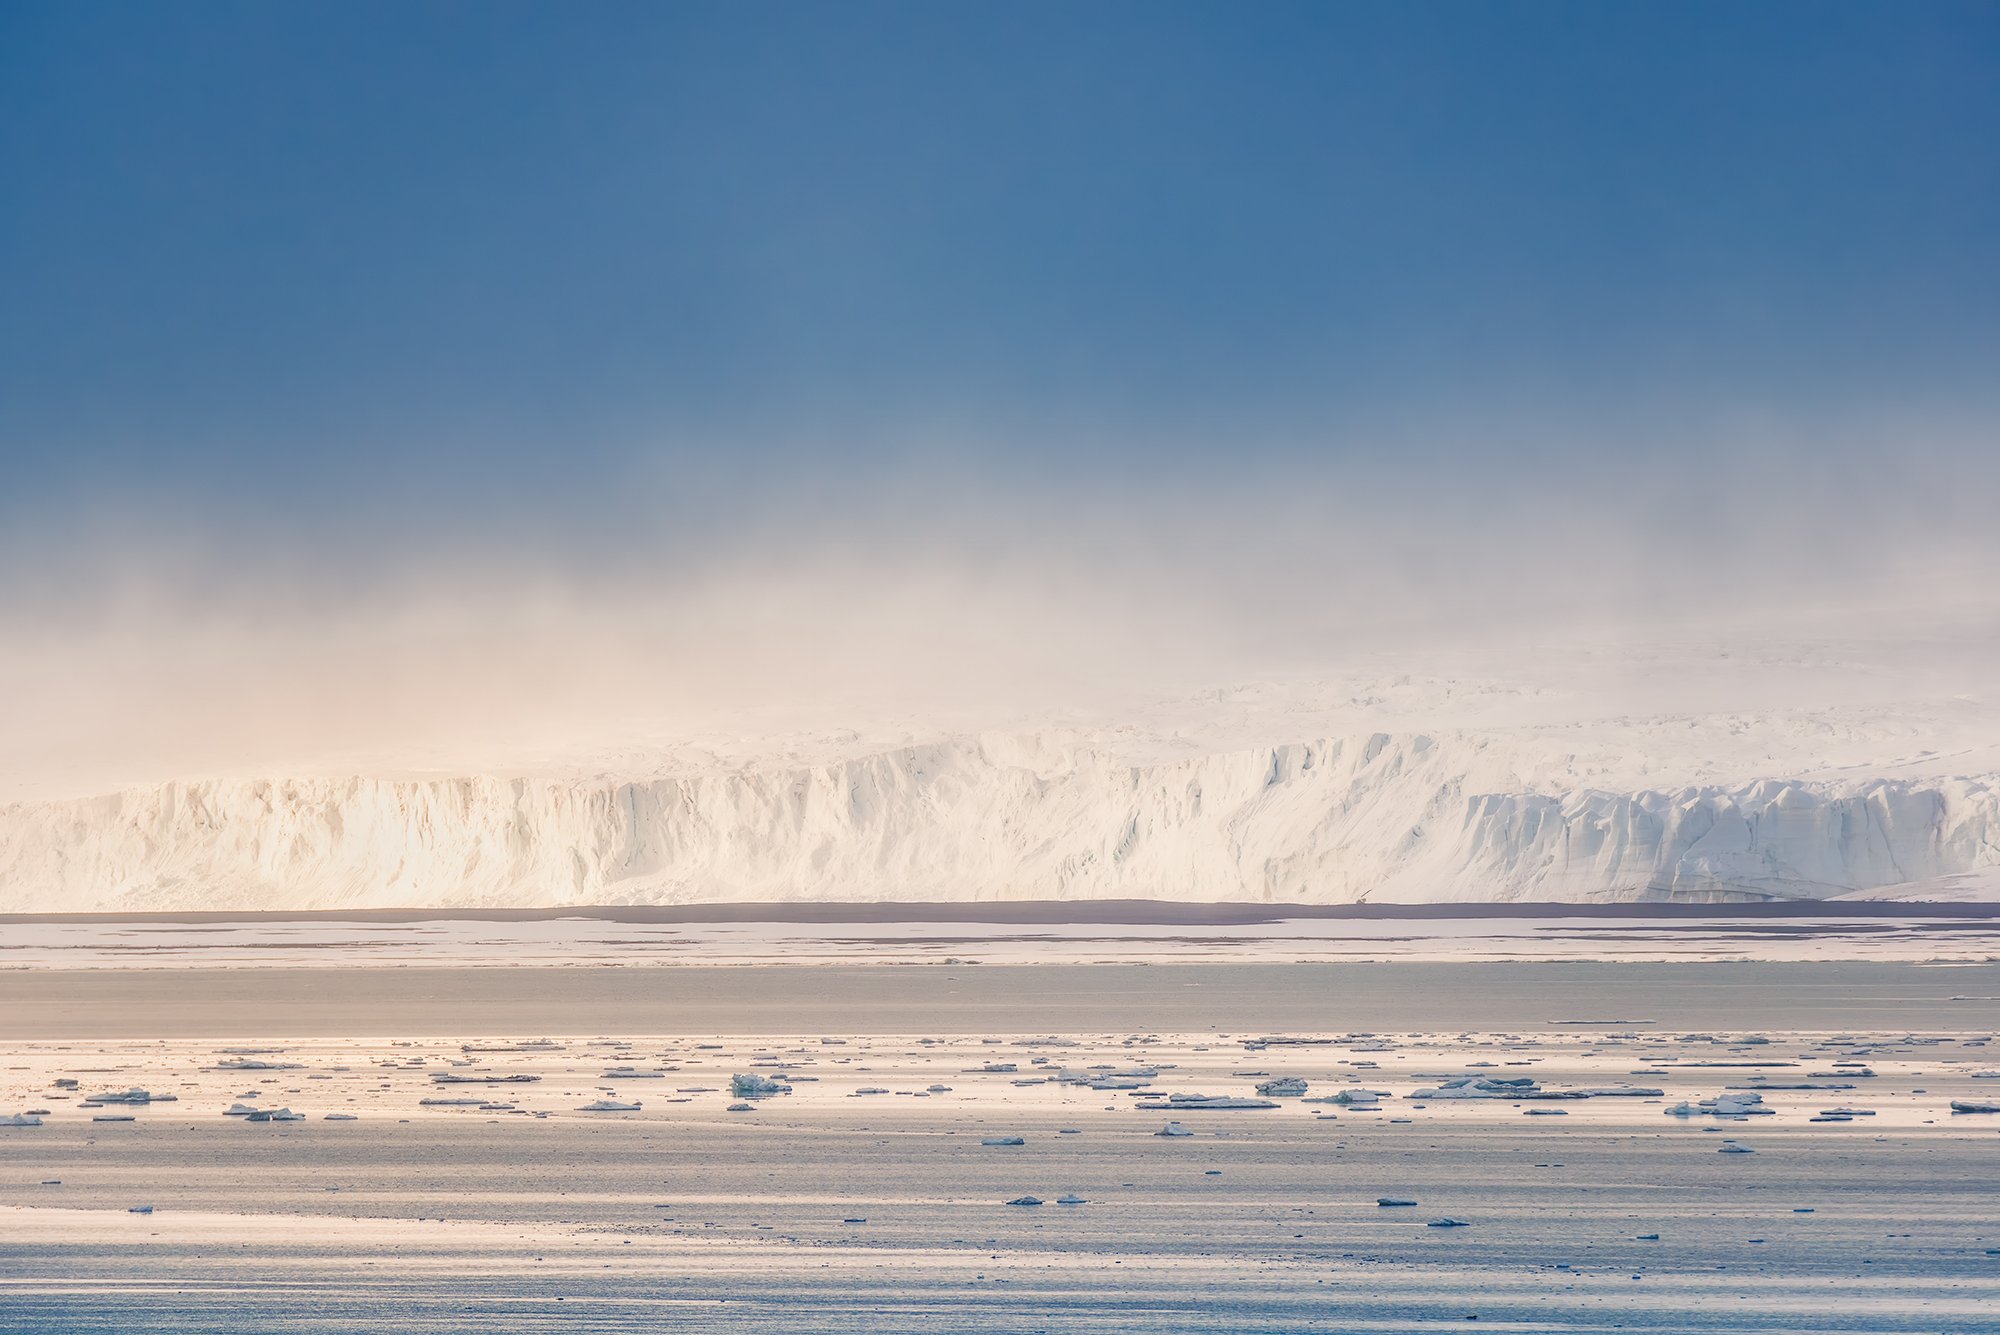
[{"xmin": 3, "ymin": 446, "xmax": 1998, "ymax": 911}]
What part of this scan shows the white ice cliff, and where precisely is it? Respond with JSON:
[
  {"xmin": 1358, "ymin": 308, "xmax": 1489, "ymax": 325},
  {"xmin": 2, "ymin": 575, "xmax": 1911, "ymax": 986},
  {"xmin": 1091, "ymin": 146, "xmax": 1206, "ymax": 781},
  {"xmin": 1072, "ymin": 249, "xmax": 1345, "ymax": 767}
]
[{"xmin": 2, "ymin": 730, "xmax": 1996, "ymax": 911}]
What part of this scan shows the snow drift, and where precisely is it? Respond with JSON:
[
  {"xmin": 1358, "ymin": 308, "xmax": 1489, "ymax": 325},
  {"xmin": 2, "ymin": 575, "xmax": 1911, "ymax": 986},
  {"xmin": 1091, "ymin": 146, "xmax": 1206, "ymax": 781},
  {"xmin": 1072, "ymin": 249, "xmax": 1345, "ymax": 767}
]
[{"xmin": 3, "ymin": 731, "xmax": 1995, "ymax": 911}]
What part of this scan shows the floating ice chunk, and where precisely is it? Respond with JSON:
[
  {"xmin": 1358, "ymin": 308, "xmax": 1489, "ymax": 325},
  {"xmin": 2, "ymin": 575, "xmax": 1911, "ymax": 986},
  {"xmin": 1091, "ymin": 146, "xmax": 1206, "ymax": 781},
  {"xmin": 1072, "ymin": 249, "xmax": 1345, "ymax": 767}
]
[
  {"xmin": 1428, "ymin": 1218, "xmax": 1470, "ymax": 1228},
  {"xmin": 0, "ymin": 1114, "xmax": 43, "ymax": 1127},
  {"xmin": 1006, "ymin": 1196, "xmax": 1043, "ymax": 1207},
  {"xmin": 1718, "ymin": 1143, "xmax": 1756, "ymax": 1153},
  {"xmin": 577, "ymin": 1099, "xmax": 643, "ymax": 1112},
  {"xmin": 1711, "ymin": 1093, "xmax": 1769, "ymax": 1116},
  {"xmin": 1950, "ymin": 1100, "xmax": 2000, "ymax": 1113},
  {"xmin": 1255, "ymin": 1078, "xmax": 1308, "ymax": 1098},
  {"xmin": 431, "ymin": 1073, "xmax": 539, "ymax": 1085},
  {"xmin": 1665, "ymin": 1092, "xmax": 1769, "ymax": 1118},
  {"xmin": 213, "ymin": 1058, "xmax": 301, "ymax": 1071},
  {"xmin": 1413, "ymin": 1076, "xmax": 1543, "ymax": 1100},
  {"xmin": 1155, "ymin": 1121, "xmax": 1194, "ymax": 1137},
  {"xmin": 730, "ymin": 1073, "xmax": 788, "ymax": 1099},
  {"xmin": 1056, "ymin": 1194, "xmax": 1086, "ymax": 1205},
  {"xmin": 982, "ymin": 1137, "xmax": 1026, "ymax": 1146},
  {"xmin": 1377, "ymin": 1197, "xmax": 1417, "ymax": 1207}
]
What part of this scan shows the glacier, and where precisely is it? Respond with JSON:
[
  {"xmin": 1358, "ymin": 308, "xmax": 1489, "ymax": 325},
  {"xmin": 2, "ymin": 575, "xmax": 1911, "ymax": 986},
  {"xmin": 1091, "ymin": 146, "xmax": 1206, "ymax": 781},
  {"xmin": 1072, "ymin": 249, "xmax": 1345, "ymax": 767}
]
[{"xmin": 2, "ymin": 730, "xmax": 1996, "ymax": 912}]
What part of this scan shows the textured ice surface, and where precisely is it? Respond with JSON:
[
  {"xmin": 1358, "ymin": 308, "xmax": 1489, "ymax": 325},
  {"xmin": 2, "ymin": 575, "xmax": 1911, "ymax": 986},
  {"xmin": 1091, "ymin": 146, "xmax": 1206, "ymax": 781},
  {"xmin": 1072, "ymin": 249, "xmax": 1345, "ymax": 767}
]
[{"xmin": 4, "ymin": 735, "xmax": 1996, "ymax": 911}]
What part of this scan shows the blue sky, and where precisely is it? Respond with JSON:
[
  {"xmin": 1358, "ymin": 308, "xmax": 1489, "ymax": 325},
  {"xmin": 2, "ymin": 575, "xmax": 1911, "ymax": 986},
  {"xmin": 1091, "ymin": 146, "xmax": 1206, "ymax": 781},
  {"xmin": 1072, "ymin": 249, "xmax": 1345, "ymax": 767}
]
[{"xmin": 2, "ymin": 1, "xmax": 1996, "ymax": 556}]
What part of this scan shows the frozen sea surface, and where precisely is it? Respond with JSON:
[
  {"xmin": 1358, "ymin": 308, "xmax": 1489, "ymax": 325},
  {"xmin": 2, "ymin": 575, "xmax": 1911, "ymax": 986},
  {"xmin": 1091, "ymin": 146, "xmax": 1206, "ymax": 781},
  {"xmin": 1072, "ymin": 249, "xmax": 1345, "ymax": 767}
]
[{"xmin": 2, "ymin": 962, "xmax": 1999, "ymax": 1331}]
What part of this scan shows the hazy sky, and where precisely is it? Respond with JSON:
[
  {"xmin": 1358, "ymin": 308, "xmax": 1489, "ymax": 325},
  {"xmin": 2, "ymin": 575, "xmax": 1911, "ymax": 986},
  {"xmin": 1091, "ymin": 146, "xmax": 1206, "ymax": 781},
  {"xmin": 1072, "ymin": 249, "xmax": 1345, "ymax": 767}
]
[
  {"xmin": 1, "ymin": 2, "xmax": 1996, "ymax": 789},
  {"xmin": 5, "ymin": 2, "xmax": 1996, "ymax": 534}
]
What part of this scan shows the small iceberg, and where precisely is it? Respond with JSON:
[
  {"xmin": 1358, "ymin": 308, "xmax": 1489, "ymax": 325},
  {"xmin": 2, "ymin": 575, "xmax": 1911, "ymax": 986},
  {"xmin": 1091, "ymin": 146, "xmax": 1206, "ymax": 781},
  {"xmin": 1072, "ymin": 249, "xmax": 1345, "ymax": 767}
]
[
  {"xmin": 730, "ymin": 1074, "xmax": 789, "ymax": 1099},
  {"xmin": 0, "ymin": 1114, "xmax": 43, "ymax": 1127},
  {"xmin": 1718, "ymin": 1143, "xmax": 1756, "ymax": 1153},
  {"xmin": 1377, "ymin": 1197, "xmax": 1417, "ymax": 1207},
  {"xmin": 1428, "ymin": 1218, "xmax": 1470, "ymax": 1228},
  {"xmin": 577, "ymin": 1099, "xmax": 643, "ymax": 1112},
  {"xmin": 1951, "ymin": 1100, "xmax": 2000, "ymax": 1114},
  {"xmin": 1005, "ymin": 1195, "xmax": 1043, "ymax": 1207},
  {"xmin": 1056, "ymin": 1194, "xmax": 1086, "ymax": 1205},
  {"xmin": 1155, "ymin": 1121, "xmax": 1194, "ymax": 1137},
  {"xmin": 1255, "ymin": 1077, "xmax": 1308, "ymax": 1098}
]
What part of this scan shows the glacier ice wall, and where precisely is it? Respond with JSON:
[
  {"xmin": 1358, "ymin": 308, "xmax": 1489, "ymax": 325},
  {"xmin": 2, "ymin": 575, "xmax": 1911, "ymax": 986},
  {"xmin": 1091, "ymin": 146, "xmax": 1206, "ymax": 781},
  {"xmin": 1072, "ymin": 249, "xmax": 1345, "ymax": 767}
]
[{"xmin": 2, "ymin": 733, "xmax": 1996, "ymax": 910}]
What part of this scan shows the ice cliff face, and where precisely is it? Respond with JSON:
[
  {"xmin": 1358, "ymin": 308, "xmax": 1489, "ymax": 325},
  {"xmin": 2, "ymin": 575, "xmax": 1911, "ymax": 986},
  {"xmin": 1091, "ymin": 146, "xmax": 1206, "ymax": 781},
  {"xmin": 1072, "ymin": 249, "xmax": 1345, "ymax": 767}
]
[{"xmin": 3, "ymin": 732, "xmax": 1995, "ymax": 911}]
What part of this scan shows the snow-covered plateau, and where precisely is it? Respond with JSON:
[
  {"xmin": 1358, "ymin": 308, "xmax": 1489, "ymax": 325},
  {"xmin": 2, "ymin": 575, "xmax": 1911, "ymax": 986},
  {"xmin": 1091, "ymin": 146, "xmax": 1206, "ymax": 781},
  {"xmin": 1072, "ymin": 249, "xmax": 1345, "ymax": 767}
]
[{"xmin": 4, "ymin": 614, "xmax": 1999, "ymax": 911}]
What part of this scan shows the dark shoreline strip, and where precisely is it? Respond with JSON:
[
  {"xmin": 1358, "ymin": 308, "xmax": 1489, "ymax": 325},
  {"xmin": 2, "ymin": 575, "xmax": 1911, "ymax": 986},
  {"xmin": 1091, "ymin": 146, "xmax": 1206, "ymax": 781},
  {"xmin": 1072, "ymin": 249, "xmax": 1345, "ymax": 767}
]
[{"xmin": 0, "ymin": 898, "xmax": 1994, "ymax": 928}]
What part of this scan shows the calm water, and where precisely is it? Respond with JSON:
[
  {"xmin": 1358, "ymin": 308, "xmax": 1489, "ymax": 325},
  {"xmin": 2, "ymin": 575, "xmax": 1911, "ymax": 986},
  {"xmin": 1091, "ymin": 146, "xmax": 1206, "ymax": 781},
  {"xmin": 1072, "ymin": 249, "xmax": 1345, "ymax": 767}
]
[{"xmin": 3, "ymin": 961, "xmax": 1999, "ymax": 1037}]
